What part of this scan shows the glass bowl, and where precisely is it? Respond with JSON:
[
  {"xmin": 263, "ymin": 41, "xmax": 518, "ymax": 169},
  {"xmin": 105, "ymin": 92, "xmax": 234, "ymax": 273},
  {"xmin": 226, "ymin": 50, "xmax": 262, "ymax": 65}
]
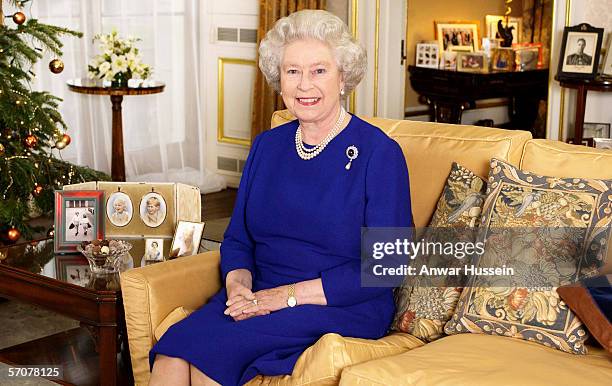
[{"xmin": 77, "ymin": 240, "xmax": 132, "ymax": 274}]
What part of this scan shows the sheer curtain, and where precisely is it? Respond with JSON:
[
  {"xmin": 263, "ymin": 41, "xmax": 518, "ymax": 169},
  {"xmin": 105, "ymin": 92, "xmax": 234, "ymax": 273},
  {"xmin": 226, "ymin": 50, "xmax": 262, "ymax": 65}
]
[{"xmin": 30, "ymin": 0, "xmax": 226, "ymax": 193}]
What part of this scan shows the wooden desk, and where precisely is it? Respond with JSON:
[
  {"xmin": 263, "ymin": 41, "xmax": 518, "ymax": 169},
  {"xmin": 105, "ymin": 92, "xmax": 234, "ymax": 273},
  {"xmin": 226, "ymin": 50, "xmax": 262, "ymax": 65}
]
[
  {"xmin": 555, "ymin": 76, "xmax": 612, "ymax": 144},
  {"xmin": 408, "ymin": 66, "xmax": 549, "ymax": 136},
  {"xmin": 67, "ymin": 79, "xmax": 165, "ymax": 182}
]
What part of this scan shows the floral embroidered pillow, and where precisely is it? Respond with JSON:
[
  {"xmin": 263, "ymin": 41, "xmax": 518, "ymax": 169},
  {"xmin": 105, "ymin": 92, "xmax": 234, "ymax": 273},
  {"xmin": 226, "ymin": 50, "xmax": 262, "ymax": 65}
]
[
  {"xmin": 444, "ymin": 158, "xmax": 612, "ymax": 354},
  {"xmin": 392, "ymin": 162, "xmax": 486, "ymax": 341}
]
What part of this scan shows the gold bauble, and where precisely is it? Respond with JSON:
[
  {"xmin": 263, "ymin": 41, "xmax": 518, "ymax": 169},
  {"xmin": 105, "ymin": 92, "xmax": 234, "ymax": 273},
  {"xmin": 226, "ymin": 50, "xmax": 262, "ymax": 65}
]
[
  {"xmin": 24, "ymin": 134, "xmax": 38, "ymax": 148},
  {"xmin": 0, "ymin": 143, "xmax": 4, "ymax": 155},
  {"xmin": 49, "ymin": 59, "xmax": 65, "ymax": 74},
  {"xmin": 55, "ymin": 138, "xmax": 67, "ymax": 150},
  {"xmin": 7, "ymin": 227, "xmax": 21, "ymax": 242},
  {"xmin": 61, "ymin": 133, "xmax": 71, "ymax": 146},
  {"xmin": 12, "ymin": 12, "xmax": 26, "ymax": 25},
  {"xmin": 33, "ymin": 184, "xmax": 43, "ymax": 196}
]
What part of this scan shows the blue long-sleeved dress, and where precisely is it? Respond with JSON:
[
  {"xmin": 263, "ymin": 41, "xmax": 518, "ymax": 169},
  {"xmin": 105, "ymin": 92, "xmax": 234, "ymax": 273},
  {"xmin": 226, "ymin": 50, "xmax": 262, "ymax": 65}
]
[{"xmin": 150, "ymin": 115, "xmax": 412, "ymax": 385}]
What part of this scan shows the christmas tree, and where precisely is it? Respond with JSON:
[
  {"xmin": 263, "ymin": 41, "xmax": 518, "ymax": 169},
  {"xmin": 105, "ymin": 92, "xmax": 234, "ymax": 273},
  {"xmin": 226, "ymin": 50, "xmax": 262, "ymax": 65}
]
[{"xmin": 0, "ymin": 0, "xmax": 108, "ymax": 242}]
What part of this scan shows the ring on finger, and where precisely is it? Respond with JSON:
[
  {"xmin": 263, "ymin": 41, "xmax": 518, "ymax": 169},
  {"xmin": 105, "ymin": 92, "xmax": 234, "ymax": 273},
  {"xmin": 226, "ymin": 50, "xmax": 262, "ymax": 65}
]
[{"xmin": 252, "ymin": 298, "xmax": 258, "ymax": 306}]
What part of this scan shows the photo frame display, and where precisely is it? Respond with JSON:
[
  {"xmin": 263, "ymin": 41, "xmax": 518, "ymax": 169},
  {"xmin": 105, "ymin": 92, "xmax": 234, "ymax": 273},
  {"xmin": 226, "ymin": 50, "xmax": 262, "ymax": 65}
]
[
  {"xmin": 141, "ymin": 238, "xmax": 165, "ymax": 266},
  {"xmin": 415, "ymin": 42, "xmax": 439, "ymax": 69},
  {"xmin": 583, "ymin": 122, "xmax": 611, "ymax": 138},
  {"xmin": 457, "ymin": 52, "xmax": 487, "ymax": 72},
  {"xmin": 602, "ymin": 36, "xmax": 612, "ymax": 77},
  {"xmin": 492, "ymin": 47, "xmax": 515, "ymax": 71},
  {"xmin": 54, "ymin": 190, "xmax": 104, "ymax": 253},
  {"xmin": 170, "ymin": 221, "xmax": 205, "ymax": 258},
  {"xmin": 106, "ymin": 190, "xmax": 133, "ymax": 227},
  {"xmin": 485, "ymin": 15, "xmax": 522, "ymax": 45},
  {"xmin": 439, "ymin": 51, "xmax": 458, "ymax": 70},
  {"xmin": 514, "ymin": 46, "xmax": 541, "ymax": 71},
  {"xmin": 435, "ymin": 21, "xmax": 480, "ymax": 52},
  {"xmin": 139, "ymin": 191, "xmax": 167, "ymax": 228},
  {"xmin": 557, "ymin": 23, "xmax": 604, "ymax": 80}
]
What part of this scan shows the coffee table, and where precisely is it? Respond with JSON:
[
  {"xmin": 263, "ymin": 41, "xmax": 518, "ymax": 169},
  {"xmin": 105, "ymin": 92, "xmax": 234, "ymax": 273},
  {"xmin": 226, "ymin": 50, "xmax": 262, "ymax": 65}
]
[{"xmin": 0, "ymin": 238, "xmax": 130, "ymax": 385}]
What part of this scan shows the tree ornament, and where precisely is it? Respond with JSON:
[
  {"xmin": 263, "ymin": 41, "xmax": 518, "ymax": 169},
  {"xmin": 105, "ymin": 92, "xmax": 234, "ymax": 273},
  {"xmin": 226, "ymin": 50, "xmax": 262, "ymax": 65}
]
[
  {"xmin": 12, "ymin": 12, "xmax": 26, "ymax": 25},
  {"xmin": 24, "ymin": 134, "xmax": 38, "ymax": 148},
  {"xmin": 61, "ymin": 133, "xmax": 71, "ymax": 146},
  {"xmin": 7, "ymin": 227, "xmax": 21, "ymax": 242},
  {"xmin": 47, "ymin": 226, "xmax": 55, "ymax": 238},
  {"xmin": 0, "ymin": 143, "xmax": 4, "ymax": 155},
  {"xmin": 55, "ymin": 138, "xmax": 68, "ymax": 149},
  {"xmin": 49, "ymin": 59, "xmax": 65, "ymax": 74},
  {"xmin": 33, "ymin": 183, "xmax": 43, "ymax": 196}
]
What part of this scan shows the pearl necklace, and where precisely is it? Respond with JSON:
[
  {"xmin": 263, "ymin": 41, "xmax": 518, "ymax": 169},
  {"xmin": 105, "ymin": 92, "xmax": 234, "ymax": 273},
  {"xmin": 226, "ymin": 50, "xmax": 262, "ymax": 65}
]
[{"xmin": 295, "ymin": 107, "xmax": 346, "ymax": 160}]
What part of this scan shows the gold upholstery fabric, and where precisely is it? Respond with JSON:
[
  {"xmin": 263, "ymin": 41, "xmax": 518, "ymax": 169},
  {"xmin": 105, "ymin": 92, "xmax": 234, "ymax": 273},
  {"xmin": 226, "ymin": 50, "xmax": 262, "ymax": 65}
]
[
  {"xmin": 245, "ymin": 333, "xmax": 423, "ymax": 386},
  {"xmin": 520, "ymin": 139, "xmax": 612, "ymax": 179},
  {"xmin": 154, "ymin": 306, "xmax": 194, "ymax": 341},
  {"xmin": 339, "ymin": 334, "xmax": 612, "ymax": 386},
  {"xmin": 120, "ymin": 251, "xmax": 222, "ymax": 386},
  {"xmin": 271, "ymin": 110, "xmax": 531, "ymax": 227}
]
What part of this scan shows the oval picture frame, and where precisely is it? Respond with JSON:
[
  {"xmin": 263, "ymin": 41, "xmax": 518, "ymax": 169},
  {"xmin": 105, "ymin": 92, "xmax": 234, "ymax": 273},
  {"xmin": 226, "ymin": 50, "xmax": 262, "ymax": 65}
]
[
  {"xmin": 139, "ymin": 192, "xmax": 167, "ymax": 228},
  {"xmin": 106, "ymin": 191, "xmax": 133, "ymax": 227}
]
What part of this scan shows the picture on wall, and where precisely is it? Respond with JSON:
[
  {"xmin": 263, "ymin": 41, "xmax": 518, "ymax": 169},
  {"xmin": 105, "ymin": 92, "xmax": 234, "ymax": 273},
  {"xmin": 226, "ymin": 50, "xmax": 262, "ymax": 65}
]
[
  {"xmin": 54, "ymin": 190, "xmax": 105, "ymax": 253},
  {"xmin": 485, "ymin": 15, "xmax": 522, "ymax": 45},
  {"xmin": 435, "ymin": 21, "xmax": 480, "ymax": 52},
  {"xmin": 557, "ymin": 23, "xmax": 603, "ymax": 79}
]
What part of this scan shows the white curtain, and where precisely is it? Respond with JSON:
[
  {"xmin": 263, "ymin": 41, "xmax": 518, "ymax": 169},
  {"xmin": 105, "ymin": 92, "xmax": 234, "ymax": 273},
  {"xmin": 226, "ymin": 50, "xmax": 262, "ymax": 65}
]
[{"xmin": 29, "ymin": 0, "xmax": 226, "ymax": 193}]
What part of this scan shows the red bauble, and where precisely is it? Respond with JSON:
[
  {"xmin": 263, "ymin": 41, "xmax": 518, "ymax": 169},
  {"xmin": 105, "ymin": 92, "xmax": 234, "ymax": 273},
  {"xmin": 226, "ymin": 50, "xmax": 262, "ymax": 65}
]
[
  {"xmin": 7, "ymin": 227, "xmax": 21, "ymax": 242},
  {"xmin": 24, "ymin": 134, "xmax": 38, "ymax": 148},
  {"xmin": 61, "ymin": 134, "xmax": 71, "ymax": 146},
  {"xmin": 33, "ymin": 184, "xmax": 43, "ymax": 196},
  {"xmin": 12, "ymin": 12, "xmax": 26, "ymax": 25}
]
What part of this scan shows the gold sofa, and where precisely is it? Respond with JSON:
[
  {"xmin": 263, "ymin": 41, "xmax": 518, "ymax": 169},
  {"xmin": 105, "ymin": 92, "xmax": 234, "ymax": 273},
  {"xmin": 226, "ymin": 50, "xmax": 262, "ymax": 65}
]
[{"xmin": 121, "ymin": 111, "xmax": 612, "ymax": 385}]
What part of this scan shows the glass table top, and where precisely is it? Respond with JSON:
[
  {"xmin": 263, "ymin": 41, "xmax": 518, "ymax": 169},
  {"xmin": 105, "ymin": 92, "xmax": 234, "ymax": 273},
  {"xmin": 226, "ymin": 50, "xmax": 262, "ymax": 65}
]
[{"xmin": 66, "ymin": 78, "xmax": 165, "ymax": 89}]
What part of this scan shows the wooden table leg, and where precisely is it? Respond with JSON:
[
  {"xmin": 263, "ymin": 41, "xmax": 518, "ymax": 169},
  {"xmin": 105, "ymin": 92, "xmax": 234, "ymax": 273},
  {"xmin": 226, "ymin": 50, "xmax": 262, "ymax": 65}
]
[
  {"xmin": 110, "ymin": 95, "xmax": 126, "ymax": 182},
  {"xmin": 99, "ymin": 325, "xmax": 118, "ymax": 386},
  {"xmin": 574, "ymin": 84, "xmax": 588, "ymax": 145}
]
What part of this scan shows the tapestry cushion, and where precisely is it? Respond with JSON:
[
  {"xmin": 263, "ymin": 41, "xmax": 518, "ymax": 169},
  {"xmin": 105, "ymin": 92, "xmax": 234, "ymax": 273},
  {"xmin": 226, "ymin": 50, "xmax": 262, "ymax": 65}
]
[
  {"xmin": 557, "ymin": 274, "xmax": 612, "ymax": 355},
  {"xmin": 392, "ymin": 162, "xmax": 486, "ymax": 341},
  {"xmin": 444, "ymin": 158, "xmax": 612, "ymax": 354}
]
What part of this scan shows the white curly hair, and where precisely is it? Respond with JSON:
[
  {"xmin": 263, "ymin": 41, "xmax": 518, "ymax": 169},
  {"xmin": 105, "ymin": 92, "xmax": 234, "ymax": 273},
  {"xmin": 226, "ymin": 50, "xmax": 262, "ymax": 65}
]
[{"xmin": 258, "ymin": 10, "xmax": 367, "ymax": 95}]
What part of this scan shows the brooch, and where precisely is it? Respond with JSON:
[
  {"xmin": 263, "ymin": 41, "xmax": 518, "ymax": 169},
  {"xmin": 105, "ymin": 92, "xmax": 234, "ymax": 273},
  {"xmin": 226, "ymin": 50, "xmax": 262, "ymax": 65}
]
[{"xmin": 345, "ymin": 145, "xmax": 359, "ymax": 170}]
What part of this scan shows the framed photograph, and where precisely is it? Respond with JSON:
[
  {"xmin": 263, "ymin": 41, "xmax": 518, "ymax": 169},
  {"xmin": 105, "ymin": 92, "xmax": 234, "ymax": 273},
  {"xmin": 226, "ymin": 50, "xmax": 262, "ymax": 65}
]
[
  {"xmin": 602, "ymin": 36, "xmax": 612, "ymax": 77},
  {"xmin": 566, "ymin": 137, "xmax": 594, "ymax": 147},
  {"xmin": 583, "ymin": 122, "xmax": 611, "ymax": 138},
  {"xmin": 170, "ymin": 221, "xmax": 205, "ymax": 258},
  {"xmin": 457, "ymin": 52, "xmax": 487, "ymax": 72},
  {"xmin": 492, "ymin": 47, "xmax": 515, "ymax": 71},
  {"xmin": 485, "ymin": 15, "xmax": 522, "ymax": 45},
  {"xmin": 141, "ymin": 238, "xmax": 164, "ymax": 266},
  {"xmin": 415, "ymin": 42, "xmax": 439, "ymax": 69},
  {"xmin": 54, "ymin": 190, "xmax": 104, "ymax": 253},
  {"xmin": 435, "ymin": 21, "xmax": 480, "ymax": 52},
  {"xmin": 139, "ymin": 191, "xmax": 167, "ymax": 228},
  {"xmin": 106, "ymin": 191, "xmax": 133, "ymax": 227},
  {"xmin": 593, "ymin": 138, "xmax": 612, "ymax": 150},
  {"xmin": 513, "ymin": 43, "xmax": 543, "ymax": 67},
  {"xmin": 439, "ymin": 51, "xmax": 458, "ymax": 70},
  {"xmin": 514, "ymin": 46, "xmax": 540, "ymax": 71},
  {"xmin": 557, "ymin": 23, "xmax": 604, "ymax": 79}
]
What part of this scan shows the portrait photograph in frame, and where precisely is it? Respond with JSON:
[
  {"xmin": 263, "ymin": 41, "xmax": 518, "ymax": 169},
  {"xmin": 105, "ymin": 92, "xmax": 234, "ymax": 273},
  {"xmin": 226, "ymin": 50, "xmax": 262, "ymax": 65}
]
[
  {"xmin": 457, "ymin": 52, "xmax": 487, "ymax": 72},
  {"xmin": 139, "ymin": 191, "xmax": 167, "ymax": 228},
  {"xmin": 557, "ymin": 23, "xmax": 603, "ymax": 80},
  {"xmin": 415, "ymin": 42, "xmax": 439, "ymax": 69},
  {"xmin": 582, "ymin": 122, "xmax": 611, "ymax": 139},
  {"xmin": 170, "ymin": 221, "xmax": 205, "ymax": 258},
  {"xmin": 56, "ymin": 255, "xmax": 91, "ymax": 286},
  {"xmin": 435, "ymin": 21, "xmax": 480, "ymax": 52},
  {"xmin": 602, "ymin": 36, "xmax": 612, "ymax": 77},
  {"xmin": 54, "ymin": 190, "xmax": 105, "ymax": 253},
  {"xmin": 593, "ymin": 138, "xmax": 612, "ymax": 150},
  {"xmin": 141, "ymin": 238, "xmax": 165, "ymax": 266},
  {"xmin": 514, "ymin": 46, "xmax": 541, "ymax": 71},
  {"xmin": 485, "ymin": 15, "xmax": 522, "ymax": 45},
  {"xmin": 106, "ymin": 190, "xmax": 133, "ymax": 227},
  {"xmin": 492, "ymin": 47, "xmax": 515, "ymax": 71}
]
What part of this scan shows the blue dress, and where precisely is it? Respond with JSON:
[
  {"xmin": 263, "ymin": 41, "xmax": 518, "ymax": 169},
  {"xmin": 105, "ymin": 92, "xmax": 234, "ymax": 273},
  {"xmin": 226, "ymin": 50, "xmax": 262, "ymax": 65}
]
[{"xmin": 150, "ymin": 115, "xmax": 412, "ymax": 385}]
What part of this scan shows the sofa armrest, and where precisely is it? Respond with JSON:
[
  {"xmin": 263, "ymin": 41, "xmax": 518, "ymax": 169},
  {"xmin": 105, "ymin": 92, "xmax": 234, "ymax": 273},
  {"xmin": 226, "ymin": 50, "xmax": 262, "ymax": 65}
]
[{"xmin": 120, "ymin": 250, "xmax": 221, "ymax": 386}]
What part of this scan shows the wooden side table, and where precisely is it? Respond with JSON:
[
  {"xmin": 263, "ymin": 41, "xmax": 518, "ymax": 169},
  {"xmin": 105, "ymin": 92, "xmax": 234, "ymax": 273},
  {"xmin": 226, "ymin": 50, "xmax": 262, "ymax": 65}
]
[
  {"xmin": 555, "ymin": 76, "xmax": 612, "ymax": 144},
  {"xmin": 67, "ymin": 79, "xmax": 165, "ymax": 182}
]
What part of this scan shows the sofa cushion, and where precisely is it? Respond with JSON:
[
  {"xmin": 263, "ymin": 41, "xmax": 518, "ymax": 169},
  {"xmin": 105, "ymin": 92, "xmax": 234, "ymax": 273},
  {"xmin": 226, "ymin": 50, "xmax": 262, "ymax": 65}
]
[
  {"xmin": 154, "ymin": 306, "xmax": 194, "ymax": 341},
  {"xmin": 392, "ymin": 162, "xmax": 485, "ymax": 341},
  {"xmin": 520, "ymin": 139, "xmax": 612, "ymax": 180},
  {"xmin": 339, "ymin": 334, "xmax": 612, "ymax": 386},
  {"xmin": 558, "ymin": 275, "xmax": 612, "ymax": 355},
  {"xmin": 271, "ymin": 110, "xmax": 532, "ymax": 228},
  {"xmin": 445, "ymin": 158, "xmax": 612, "ymax": 354},
  {"xmin": 245, "ymin": 333, "xmax": 424, "ymax": 386}
]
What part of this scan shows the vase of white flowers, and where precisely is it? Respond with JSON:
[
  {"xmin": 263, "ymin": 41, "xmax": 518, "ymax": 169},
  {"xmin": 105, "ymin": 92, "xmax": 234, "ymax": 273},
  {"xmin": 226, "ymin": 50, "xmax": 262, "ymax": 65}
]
[{"xmin": 88, "ymin": 29, "xmax": 151, "ymax": 87}]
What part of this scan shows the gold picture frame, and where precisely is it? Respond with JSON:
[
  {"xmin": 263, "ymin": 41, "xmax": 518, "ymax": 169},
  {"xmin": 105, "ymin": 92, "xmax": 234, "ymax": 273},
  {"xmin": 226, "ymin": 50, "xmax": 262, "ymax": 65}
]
[{"xmin": 434, "ymin": 21, "xmax": 480, "ymax": 52}]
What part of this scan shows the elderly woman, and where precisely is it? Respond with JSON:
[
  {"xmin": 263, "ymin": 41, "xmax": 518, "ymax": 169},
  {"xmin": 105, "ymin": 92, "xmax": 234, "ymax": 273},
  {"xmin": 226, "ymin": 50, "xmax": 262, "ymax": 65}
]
[{"xmin": 149, "ymin": 9, "xmax": 412, "ymax": 386}]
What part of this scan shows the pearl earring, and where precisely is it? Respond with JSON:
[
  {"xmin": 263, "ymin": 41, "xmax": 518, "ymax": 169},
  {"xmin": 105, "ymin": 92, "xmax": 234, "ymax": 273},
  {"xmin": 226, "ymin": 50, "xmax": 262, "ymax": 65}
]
[
  {"xmin": 280, "ymin": 91, "xmax": 283, "ymax": 96},
  {"xmin": 340, "ymin": 89, "xmax": 345, "ymax": 96}
]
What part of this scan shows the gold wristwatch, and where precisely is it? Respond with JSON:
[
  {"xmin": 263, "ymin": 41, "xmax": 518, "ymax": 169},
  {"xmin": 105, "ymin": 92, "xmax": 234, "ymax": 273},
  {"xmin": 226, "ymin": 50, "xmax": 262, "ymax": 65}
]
[{"xmin": 287, "ymin": 283, "xmax": 297, "ymax": 307}]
